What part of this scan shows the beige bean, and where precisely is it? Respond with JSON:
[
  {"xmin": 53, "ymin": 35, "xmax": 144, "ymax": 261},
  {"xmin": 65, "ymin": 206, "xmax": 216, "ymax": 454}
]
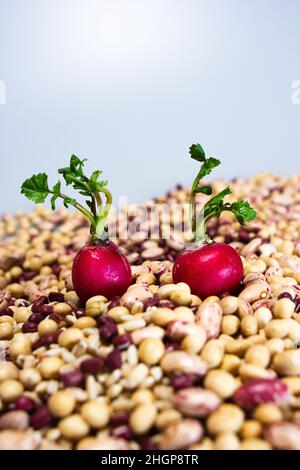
[
  {"xmin": 239, "ymin": 363, "xmax": 276, "ymax": 380},
  {"xmin": 221, "ymin": 315, "xmax": 240, "ymax": 335},
  {"xmin": 245, "ymin": 345, "xmax": 270, "ymax": 368},
  {"xmin": 59, "ymin": 414, "xmax": 90, "ymax": 441},
  {"xmin": 155, "ymin": 409, "xmax": 182, "ymax": 430},
  {"xmin": 240, "ymin": 438, "xmax": 271, "ymax": 450},
  {"xmin": 138, "ymin": 338, "xmax": 165, "ymax": 365},
  {"xmin": 0, "ymin": 362, "xmax": 19, "ymax": 382},
  {"xmin": 215, "ymin": 432, "xmax": 240, "ymax": 450},
  {"xmin": 129, "ymin": 403, "xmax": 157, "ymax": 435},
  {"xmin": 254, "ymin": 307, "xmax": 272, "ymax": 328},
  {"xmin": 264, "ymin": 319, "xmax": 290, "ymax": 339},
  {"xmin": 181, "ymin": 334, "xmax": 206, "ymax": 354},
  {"xmin": 173, "ymin": 306, "xmax": 195, "ymax": 323},
  {"xmin": 204, "ymin": 369, "xmax": 238, "ymax": 399},
  {"xmin": 151, "ymin": 308, "xmax": 176, "ymax": 326},
  {"xmin": 240, "ymin": 420, "xmax": 262, "ymax": 439},
  {"xmin": 0, "ymin": 380, "xmax": 24, "ymax": 402},
  {"xmin": 221, "ymin": 354, "xmax": 242, "ymax": 375},
  {"xmin": 273, "ymin": 350, "xmax": 300, "ymax": 375},
  {"xmin": 273, "ymin": 298, "xmax": 295, "ymax": 319},
  {"xmin": 80, "ymin": 401, "xmax": 110, "ymax": 429},
  {"xmin": 220, "ymin": 296, "xmax": 239, "ymax": 315},
  {"xmin": 254, "ymin": 403, "xmax": 283, "ymax": 424},
  {"xmin": 207, "ymin": 404, "xmax": 244, "ymax": 435},
  {"xmin": 76, "ymin": 436, "xmax": 131, "ymax": 450},
  {"xmin": 201, "ymin": 339, "xmax": 224, "ymax": 368}
]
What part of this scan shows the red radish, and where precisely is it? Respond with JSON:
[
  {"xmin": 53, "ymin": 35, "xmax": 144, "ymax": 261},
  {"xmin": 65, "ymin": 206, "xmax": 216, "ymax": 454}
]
[
  {"xmin": 72, "ymin": 241, "xmax": 131, "ymax": 303},
  {"xmin": 172, "ymin": 144, "xmax": 256, "ymax": 298},
  {"xmin": 173, "ymin": 242, "xmax": 243, "ymax": 298},
  {"xmin": 21, "ymin": 155, "xmax": 132, "ymax": 303}
]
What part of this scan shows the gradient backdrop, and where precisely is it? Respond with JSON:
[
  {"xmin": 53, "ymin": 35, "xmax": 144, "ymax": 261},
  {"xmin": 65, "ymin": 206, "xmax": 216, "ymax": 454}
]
[{"xmin": 0, "ymin": 0, "xmax": 299, "ymax": 212}]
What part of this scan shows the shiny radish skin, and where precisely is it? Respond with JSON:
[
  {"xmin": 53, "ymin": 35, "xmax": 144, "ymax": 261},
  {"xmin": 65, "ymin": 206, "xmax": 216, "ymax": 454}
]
[
  {"xmin": 173, "ymin": 243, "xmax": 243, "ymax": 299},
  {"xmin": 72, "ymin": 241, "xmax": 132, "ymax": 303}
]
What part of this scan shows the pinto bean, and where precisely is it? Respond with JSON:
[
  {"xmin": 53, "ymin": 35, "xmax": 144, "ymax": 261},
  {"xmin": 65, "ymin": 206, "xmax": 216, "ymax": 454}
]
[
  {"xmin": 195, "ymin": 301, "xmax": 222, "ymax": 339},
  {"xmin": 173, "ymin": 387, "xmax": 220, "ymax": 417},
  {"xmin": 266, "ymin": 422, "xmax": 300, "ymax": 450},
  {"xmin": 131, "ymin": 325, "xmax": 165, "ymax": 345},
  {"xmin": 160, "ymin": 352, "xmax": 207, "ymax": 376},
  {"xmin": 166, "ymin": 321, "xmax": 206, "ymax": 342},
  {"xmin": 0, "ymin": 410, "xmax": 29, "ymax": 430},
  {"xmin": 239, "ymin": 281, "xmax": 270, "ymax": 304},
  {"xmin": 0, "ymin": 429, "xmax": 41, "ymax": 450},
  {"xmin": 156, "ymin": 419, "xmax": 203, "ymax": 450}
]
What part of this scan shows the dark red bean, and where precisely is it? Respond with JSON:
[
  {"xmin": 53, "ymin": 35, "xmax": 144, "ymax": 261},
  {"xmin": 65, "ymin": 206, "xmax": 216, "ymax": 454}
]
[
  {"xmin": 32, "ymin": 330, "xmax": 61, "ymax": 350},
  {"xmin": 97, "ymin": 316, "xmax": 116, "ymax": 327},
  {"xmin": 138, "ymin": 436, "xmax": 158, "ymax": 450},
  {"xmin": 28, "ymin": 312, "xmax": 44, "ymax": 324},
  {"xmin": 112, "ymin": 334, "xmax": 132, "ymax": 350},
  {"xmin": 22, "ymin": 322, "xmax": 37, "ymax": 333},
  {"xmin": 239, "ymin": 230, "xmax": 251, "ymax": 243},
  {"xmin": 111, "ymin": 425, "xmax": 133, "ymax": 440},
  {"xmin": 80, "ymin": 357, "xmax": 105, "ymax": 375},
  {"xmin": 48, "ymin": 292, "xmax": 64, "ymax": 303},
  {"xmin": 106, "ymin": 350, "xmax": 122, "ymax": 371},
  {"xmin": 39, "ymin": 304, "xmax": 54, "ymax": 316},
  {"xmin": 15, "ymin": 396, "xmax": 36, "ymax": 413},
  {"xmin": 224, "ymin": 234, "xmax": 234, "ymax": 244},
  {"xmin": 22, "ymin": 271, "xmax": 37, "ymax": 281},
  {"xmin": 52, "ymin": 264, "xmax": 61, "ymax": 276},
  {"xmin": 171, "ymin": 374, "xmax": 195, "ymax": 390},
  {"xmin": 107, "ymin": 297, "xmax": 121, "ymax": 309},
  {"xmin": 48, "ymin": 313, "xmax": 64, "ymax": 323},
  {"xmin": 37, "ymin": 296, "xmax": 49, "ymax": 304},
  {"xmin": 0, "ymin": 308, "xmax": 13, "ymax": 317},
  {"xmin": 278, "ymin": 292, "xmax": 293, "ymax": 301},
  {"xmin": 30, "ymin": 406, "xmax": 52, "ymax": 429},
  {"xmin": 164, "ymin": 340, "xmax": 181, "ymax": 351},
  {"xmin": 100, "ymin": 323, "xmax": 118, "ymax": 343},
  {"xmin": 61, "ymin": 370, "xmax": 84, "ymax": 387},
  {"xmin": 110, "ymin": 412, "xmax": 129, "ymax": 427}
]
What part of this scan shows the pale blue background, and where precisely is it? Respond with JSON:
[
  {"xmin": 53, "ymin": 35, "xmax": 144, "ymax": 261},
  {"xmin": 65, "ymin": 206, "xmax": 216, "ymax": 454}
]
[{"xmin": 0, "ymin": 0, "xmax": 299, "ymax": 212}]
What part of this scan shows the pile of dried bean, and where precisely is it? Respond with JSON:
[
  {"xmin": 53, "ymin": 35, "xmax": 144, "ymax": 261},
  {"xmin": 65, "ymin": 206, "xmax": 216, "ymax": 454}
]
[{"xmin": 1, "ymin": 173, "xmax": 300, "ymax": 450}]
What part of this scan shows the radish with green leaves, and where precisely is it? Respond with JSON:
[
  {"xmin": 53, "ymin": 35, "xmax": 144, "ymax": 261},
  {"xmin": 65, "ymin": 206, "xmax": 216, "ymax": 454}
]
[
  {"xmin": 21, "ymin": 156, "xmax": 132, "ymax": 302},
  {"xmin": 172, "ymin": 144, "xmax": 257, "ymax": 298}
]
